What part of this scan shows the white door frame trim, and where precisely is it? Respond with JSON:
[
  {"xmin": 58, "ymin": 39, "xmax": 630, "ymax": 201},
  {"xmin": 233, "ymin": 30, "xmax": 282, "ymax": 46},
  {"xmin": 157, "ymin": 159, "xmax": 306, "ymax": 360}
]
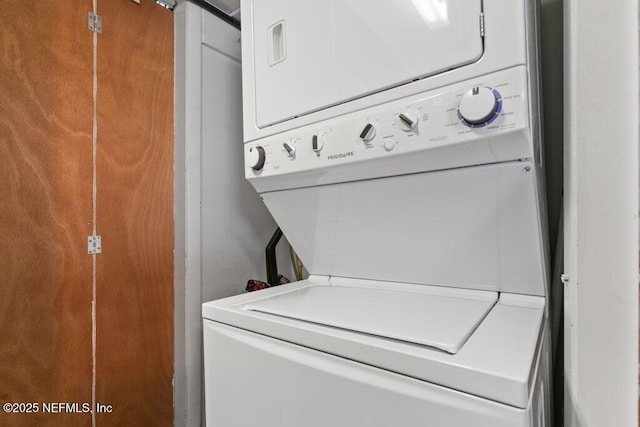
[{"xmin": 564, "ymin": 1, "xmax": 638, "ymax": 425}]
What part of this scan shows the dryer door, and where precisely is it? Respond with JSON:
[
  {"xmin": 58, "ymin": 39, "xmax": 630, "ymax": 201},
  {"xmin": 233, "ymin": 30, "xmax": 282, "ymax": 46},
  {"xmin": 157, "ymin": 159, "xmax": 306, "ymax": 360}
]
[{"xmin": 249, "ymin": 0, "xmax": 484, "ymax": 128}]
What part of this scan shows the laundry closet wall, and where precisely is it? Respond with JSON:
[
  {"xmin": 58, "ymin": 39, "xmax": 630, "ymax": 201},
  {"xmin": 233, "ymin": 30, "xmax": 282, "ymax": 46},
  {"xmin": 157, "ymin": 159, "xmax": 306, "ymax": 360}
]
[{"xmin": 0, "ymin": 1, "xmax": 174, "ymax": 426}]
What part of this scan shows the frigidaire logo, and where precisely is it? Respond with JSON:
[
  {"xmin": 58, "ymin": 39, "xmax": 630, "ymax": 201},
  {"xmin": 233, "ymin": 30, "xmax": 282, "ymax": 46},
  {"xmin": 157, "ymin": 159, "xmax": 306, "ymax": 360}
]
[{"xmin": 327, "ymin": 151, "xmax": 354, "ymax": 160}]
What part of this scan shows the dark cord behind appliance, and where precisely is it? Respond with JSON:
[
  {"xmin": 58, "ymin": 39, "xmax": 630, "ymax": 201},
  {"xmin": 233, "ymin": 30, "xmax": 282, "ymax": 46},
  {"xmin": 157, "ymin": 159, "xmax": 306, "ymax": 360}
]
[{"xmin": 266, "ymin": 227, "xmax": 283, "ymax": 286}]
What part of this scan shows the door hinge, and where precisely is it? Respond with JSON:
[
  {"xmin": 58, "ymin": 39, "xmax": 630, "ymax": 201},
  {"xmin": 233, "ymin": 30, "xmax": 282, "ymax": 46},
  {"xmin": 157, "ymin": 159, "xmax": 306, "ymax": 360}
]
[
  {"xmin": 88, "ymin": 12, "xmax": 103, "ymax": 34},
  {"xmin": 155, "ymin": 0, "xmax": 176, "ymax": 11},
  {"xmin": 87, "ymin": 236, "xmax": 102, "ymax": 254},
  {"xmin": 480, "ymin": 12, "xmax": 485, "ymax": 38},
  {"xmin": 560, "ymin": 273, "xmax": 569, "ymax": 284}
]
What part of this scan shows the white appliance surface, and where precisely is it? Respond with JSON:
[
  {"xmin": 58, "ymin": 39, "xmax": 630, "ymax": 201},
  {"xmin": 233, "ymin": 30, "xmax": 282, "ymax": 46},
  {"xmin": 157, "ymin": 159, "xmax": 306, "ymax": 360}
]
[
  {"xmin": 245, "ymin": 282, "xmax": 498, "ymax": 354},
  {"xmin": 261, "ymin": 161, "xmax": 546, "ymax": 296},
  {"xmin": 203, "ymin": 276, "xmax": 545, "ymax": 409},
  {"xmin": 250, "ymin": 0, "xmax": 483, "ymax": 128},
  {"xmin": 244, "ymin": 66, "xmax": 533, "ymax": 193},
  {"xmin": 205, "ymin": 0, "xmax": 550, "ymax": 425},
  {"xmin": 204, "ymin": 319, "xmax": 547, "ymax": 427},
  {"xmin": 241, "ymin": 0, "xmax": 530, "ymax": 142}
]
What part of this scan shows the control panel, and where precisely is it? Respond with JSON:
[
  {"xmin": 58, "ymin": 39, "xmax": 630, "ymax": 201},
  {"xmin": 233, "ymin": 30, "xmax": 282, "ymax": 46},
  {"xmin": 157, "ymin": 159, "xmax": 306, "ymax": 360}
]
[{"xmin": 245, "ymin": 67, "xmax": 532, "ymax": 190}]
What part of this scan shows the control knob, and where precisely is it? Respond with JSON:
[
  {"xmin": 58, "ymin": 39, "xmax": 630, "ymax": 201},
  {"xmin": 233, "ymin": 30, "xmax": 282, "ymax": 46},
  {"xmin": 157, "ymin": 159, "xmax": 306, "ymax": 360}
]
[
  {"xmin": 312, "ymin": 134, "xmax": 324, "ymax": 154},
  {"xmin": 458, "ymin": 86, "xmax": 500, "ymax": 126},
  {"xmin": 283, "ymin": 142, "xmax": 296, "ymax": 158},
  {"xmin": 383, "ymin": 139, "xmax": 396, "ymax": 151},
  {"xmin": 359, "ymin": 122, "xmax": 376, "ymax": 141},
  {"xmin": 398, "ymin": 112, "xmax": 418, "ymax": 131},
  {"xmin": 247, "ymin": 146, "xmax": 266, "ymax": 171}
]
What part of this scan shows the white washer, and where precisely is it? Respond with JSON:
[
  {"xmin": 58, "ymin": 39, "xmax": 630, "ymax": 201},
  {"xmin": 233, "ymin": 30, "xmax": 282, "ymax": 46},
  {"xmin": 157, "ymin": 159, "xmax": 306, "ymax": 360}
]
[
  {"xmin": 204, "ymin": 278, "xmax": 548, "ymax": 426},
  {"xmin": 204, "ymin": 0, "xmax": 550, "ymax": 425}
]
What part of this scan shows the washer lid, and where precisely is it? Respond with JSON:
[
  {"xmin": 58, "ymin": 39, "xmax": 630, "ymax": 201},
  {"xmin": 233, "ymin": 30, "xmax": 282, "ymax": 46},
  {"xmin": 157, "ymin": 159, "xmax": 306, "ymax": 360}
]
[{"xmin": 245, "ymin": 283, "xmax": 497, "ymax": 354}]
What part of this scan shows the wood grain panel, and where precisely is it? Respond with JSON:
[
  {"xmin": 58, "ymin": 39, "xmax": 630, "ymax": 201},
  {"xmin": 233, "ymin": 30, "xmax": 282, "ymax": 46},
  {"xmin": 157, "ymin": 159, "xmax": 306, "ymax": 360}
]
[
  {"xmin": 95, "ymin": 1, "xmax": 174, "ymax": 425},
  {"xmin": 0, "ymin": 1, "xmax": 93, "ymax": 426}
]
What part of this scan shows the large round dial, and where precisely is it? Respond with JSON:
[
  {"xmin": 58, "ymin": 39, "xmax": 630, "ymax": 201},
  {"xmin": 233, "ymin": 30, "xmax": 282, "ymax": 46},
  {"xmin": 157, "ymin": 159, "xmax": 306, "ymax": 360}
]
[
  {"xmin": 458, "ymin": 86, "xmax": 500, "ymax": 126},
  {"xmin": 247, "ymin": 146, "xmax": 266, "ymax": 171}
]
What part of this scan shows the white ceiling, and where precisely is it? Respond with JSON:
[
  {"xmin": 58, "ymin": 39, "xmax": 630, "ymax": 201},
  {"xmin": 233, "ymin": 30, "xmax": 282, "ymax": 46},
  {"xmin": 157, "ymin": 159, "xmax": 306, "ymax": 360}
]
[{"xmin": 205, "ymin": 0, "xmax": 241, "ymax": 22}]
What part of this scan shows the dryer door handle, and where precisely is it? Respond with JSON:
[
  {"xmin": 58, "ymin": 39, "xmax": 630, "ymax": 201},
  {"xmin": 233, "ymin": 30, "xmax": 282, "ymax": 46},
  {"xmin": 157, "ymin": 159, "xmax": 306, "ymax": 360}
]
[{"xmin": 268, "ymin": 20, "xmax": 287, "ymax": 66}]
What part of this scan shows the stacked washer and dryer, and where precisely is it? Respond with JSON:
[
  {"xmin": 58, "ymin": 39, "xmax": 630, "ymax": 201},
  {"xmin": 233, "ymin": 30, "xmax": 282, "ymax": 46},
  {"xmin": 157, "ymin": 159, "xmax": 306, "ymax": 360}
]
[{"xmin": 203, "ymin": 0, "xmax": 551, "ymax": 425}]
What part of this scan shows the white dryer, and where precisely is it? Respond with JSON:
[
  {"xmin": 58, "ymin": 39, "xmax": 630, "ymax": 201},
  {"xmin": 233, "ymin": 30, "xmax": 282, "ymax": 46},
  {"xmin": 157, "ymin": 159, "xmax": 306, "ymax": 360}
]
[{"xmin": 203, "ymin": 0, "xmax": 551, "ymax": 426}]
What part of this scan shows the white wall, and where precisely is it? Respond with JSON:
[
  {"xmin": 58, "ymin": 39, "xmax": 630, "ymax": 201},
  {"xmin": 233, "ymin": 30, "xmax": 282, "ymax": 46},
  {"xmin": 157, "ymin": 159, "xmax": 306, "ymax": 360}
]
[
  {"xmin": 564, "ymin": 1, "xmax": 638, "ymax": 426},
  {"xmin": 175, "ymin": 4, "xmax": 294, "ymax": 426},
  {"xmin": 200, "ymin": 9, "xmax": 292, "ymax": 303}
]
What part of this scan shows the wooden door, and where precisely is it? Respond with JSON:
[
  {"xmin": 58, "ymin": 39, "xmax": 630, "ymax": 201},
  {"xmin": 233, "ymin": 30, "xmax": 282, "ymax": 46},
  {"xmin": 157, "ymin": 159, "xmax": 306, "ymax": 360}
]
[
  {"xmin": 0, "ymin": 1, "xmax": 173, "ymax": 426},
  {"xmin": 95, "ymin": 1, "xmax": 174, "ymax": 425},
  {"xmin": 0, "ymin": 2, "xmax": 94, "ymax": 426}
]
